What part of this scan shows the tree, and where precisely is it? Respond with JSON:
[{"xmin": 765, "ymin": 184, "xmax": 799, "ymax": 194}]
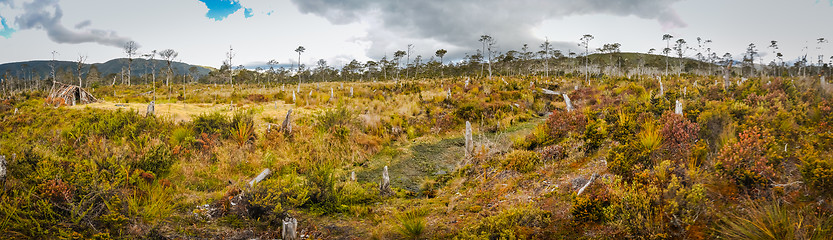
[
  {"xmin": 267, "ymin": 59, "xmax": 278, "ymax": 86},
  {"xmin": 817, "ymin": 38, "xmax": 828, "ymax": 75},
  {"xmin": 579, "ymin": 34, "xmax": 594, "ymax": 85},
  {"xmin": 295, "ymin": 46, "xmax": 305, "ymax": 89},
  {"xmin": 406, "ymin": 44, "xmax": 414, "ymax": 79},
  {"xmin": 673, "ymin": 38, "xmax": 687, "ymax": 76},
  {"xmin": 143, "ymin": 50, "xmax": 158, "ymax": 99},
  {"xmin": 743, "ymin": 43, "xmax": 758, "ymax": 77},
  {"xmin": 393, "ymin": 50, "xmax": 406, "ymax": 80},
  {"xmin": 539, "ymin": 37, "xmax": 552, "ymax": 78},
  {"xmin": 123, "ymin": 41, "xmax": 138, "ymax": 86},
  {"xmin": 159, "ymin": 49, "xmax": 178, "ymax": 100},
  {"xmin": 49, "ymin": 50, "xmax": 58, "ymax": 92},
  {"xmin": 435, "ymin": 49, "xmax": 447, "ymax": 78},
  {"xmin": 768, "ymin": 41, "xmax": 781, "ymax": 76},
  {"xmin": 226, "ymin": 45, "xmax": 235, "ymax": 90},
  {"xmin": 481, "ymin": 35, "xmax": 496, "ymax": 79},
  {"xmin": 662, "ymin": 34, "xmax": 674, "ymax": 76},
  {"xmin": 76, "ymin": 54, "xmax": 87, "ymax": 88}
]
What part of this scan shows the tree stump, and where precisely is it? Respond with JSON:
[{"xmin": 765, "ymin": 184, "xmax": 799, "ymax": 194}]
[
  {"xmin": 281, "ymin": 109, "xmax": 293, "ymax": 135},
  {"xmin": 465, "ymin": 121, "xmax": 473, "ymax": 157},
  {"xmin": 146, "ymin": 101, "xmax": 155, "ymax": 117},
  {"xmin": 282, "ymin": 217, "xmax": 298, "ymax": 240},
  {"xmin": 380, "ymin": 166, "xmax": 391, "ymax": 196},
  {"xmin": 675, "ymin": 100, "xmax": 683, "ymax": 115}
]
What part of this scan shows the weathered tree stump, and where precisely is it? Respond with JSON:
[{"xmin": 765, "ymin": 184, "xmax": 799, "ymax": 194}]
[
  {"xmin": 146, "ymin": 101, "xmax": 155, "ymax": 117},
  {"xmin": 465, "ymin": 121, "xmax": 473, "ymax": 157},
  {"xmin": 281, "ymin": 109, "xmax": 293, "ymax": 135},
  {"xmin": 675, "ymin": 100, "xmax": 683, "ymax": 115},
  {"xmin": 380, "ymin": 166, "xmax": 391, "ymax": 196},
  {"xmin": 282, "ymin": 217, "xmax": 298, "ymax": 240},
  {"xmin": 248, "ymin": 168, "xmax": 271, "ymax": 187}
]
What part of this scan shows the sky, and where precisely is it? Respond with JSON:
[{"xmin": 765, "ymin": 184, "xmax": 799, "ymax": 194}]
[{"xmin": 0, "ymin": 0, "xmax": 832, "ymax": 69}]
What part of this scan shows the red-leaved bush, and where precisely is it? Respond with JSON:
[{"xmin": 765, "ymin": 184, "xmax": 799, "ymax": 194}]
[
  {"xmin": 716, "ymin": 126, "xmax": 776, "ymax": 191},
  {"xmin": 659, "ymin": 112, "xmax": 700, "ymax": 161}
]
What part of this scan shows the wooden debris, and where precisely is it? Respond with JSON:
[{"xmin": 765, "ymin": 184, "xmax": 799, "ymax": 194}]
[{"xmin": 248, "ymin": 168, "xmax": 271, "ymax": 187}]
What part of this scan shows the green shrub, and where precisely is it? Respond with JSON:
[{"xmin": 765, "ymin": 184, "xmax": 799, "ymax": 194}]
[
  {"xmin": 583, "ymin": 118, "xmax": 608, "ymax": 152},
  {"xmin": 501, "ymin": 150, "xmax": 542, "ymax": 173},
  {"xmin": 395, "ymin": 209, "xmax": 427, "ymax": 240},
  {"xmin": 192, "ymin": 112, "xmax": 230, "ymax": 137},
  {"xmin": 458, "ymin": 206, "xmax": 552, "ymax": 239},
  {"xmin": 132, "ymin": 144, "xmax": 173, "ymax": 176},
  {"xmin": 801, "ymin": 153, "xmax": 833, "ymax": 195}
]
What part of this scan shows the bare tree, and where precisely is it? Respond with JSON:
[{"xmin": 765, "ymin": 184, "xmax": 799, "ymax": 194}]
[
  {"xmin": 123, "ymin": 41, "xmax": 138, "ymax": 86},
  {"xmin": 580, "ymin": 34, "xmax": 594, "ymax": 85},
  {"xmin": 49, "ymin": 50, "xmax": 59, "ymax": 92},
  {"xmin": 406, "ymin": 44, "xmax": 414, "ymax": 79},
  {"xmin": 76, "ymin": 54, "xmax": 87, "ymax": 88}
]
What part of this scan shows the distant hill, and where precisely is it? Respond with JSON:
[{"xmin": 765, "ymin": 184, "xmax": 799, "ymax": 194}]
[{"xmin": 0, "ymin": 58, "xmax": 211, "ymax": 79}]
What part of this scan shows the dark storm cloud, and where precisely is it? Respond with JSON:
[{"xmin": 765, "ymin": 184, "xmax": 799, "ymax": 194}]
[
  {"xmin": 292, "ymin": 0, "xmax": 686, "ymax": 59},
  {"xmin": 14, "ymin": 0, "xmax": 133, "ymax": 48}
]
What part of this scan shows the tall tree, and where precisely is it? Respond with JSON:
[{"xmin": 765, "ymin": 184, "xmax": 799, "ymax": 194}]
[
  {"xmin": 406, "ymin": 44, "xmax": 414, "ymax": 79},
  {"xmin": 226, "ymin": 45, "xmax": 235, "ymax": 90},
  {"xmin": 768, "ymin": 40, "xmax": 781, "ymax": 76},
  {"xmin": 673, "ymin": 38, "xmax": 687, "ymax": 76},
  {"xmin": 295, "ymin": 46, "xmax": 305, "ymax": 90},
  {"xmin": 159, "ymin": 49, "xmax": 178, "ymax": 100},
  {"xmin": 267, "ymin": 59, "xmax": 278, "ymax": 86},
  {"xmin": 743, "ymin": 43, "xmax": 758, "ymax": 77},
  {"xmin": 435, "ymin": 49, "xmax": 447, "ymax": 78},
  {"xmin": 393, "ymin": 50, "xmax": 406, "ymax": 80},
  {"xmin": 662, "ymin": 34, "xmax": 674, "ymax": 76},
  {"xmin": 49, "ymin": 50, "xmax": 58, "ymax": 92},
  {"xmin": 539, "ymin": 37, "xmax": 552, "ymax": 78},
  {"xmin": 123, "ymin": 41, "xmax": 138, "ymax": 86},
  {"xmin": 143, "ymin": 50, "xmax": 158, "ymax": 99},
  {"xmin": 579, "ymin": 34, "xmax": 594, "ymax": 85}
]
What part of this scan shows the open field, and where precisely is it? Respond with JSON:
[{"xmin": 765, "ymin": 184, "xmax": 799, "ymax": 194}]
[{"xmin": 2, "ymin": 74, "xmax": 833, "ymax": 239}]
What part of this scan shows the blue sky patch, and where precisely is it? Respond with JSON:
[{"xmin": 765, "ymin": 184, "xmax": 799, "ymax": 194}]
[
  {"xmin": 0, "ymin": 16, "xmax": 15, "ymax": 39},
  {"xmin": 199, "ymin": 0, "xmax": 242, "ymax": 21},
  {"xmin": 244, "ymin": 8, "xmax": 253, "ymax": 18}
]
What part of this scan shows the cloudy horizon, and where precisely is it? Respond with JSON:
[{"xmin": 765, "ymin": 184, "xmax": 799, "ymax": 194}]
[{"xmin": 1, "ymin": 0, "xmax": 832, "ymax": 69}]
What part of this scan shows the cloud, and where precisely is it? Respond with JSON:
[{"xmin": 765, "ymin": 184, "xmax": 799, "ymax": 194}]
[
  {"xmin": 12, "ymin": 0, "xmax": 133, "ymax": 47},
  {"xmin": 291, "ymin": 0, "xmax": 687, "ymax": 59},
  {"xmin": 198, "ymin": 0, "xmax": 242, "ymax": 21},
  {"xmin": 73, "ymin": 19, "xmax": 90, "ymax": 29}
]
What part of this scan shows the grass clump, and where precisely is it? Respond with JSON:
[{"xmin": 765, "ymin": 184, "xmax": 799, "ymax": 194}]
[{"xmin": 501, "ymin": 150, "xmax": 542, "ymax": 173}]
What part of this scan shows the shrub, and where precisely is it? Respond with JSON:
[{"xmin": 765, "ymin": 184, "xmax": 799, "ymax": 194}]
[
  {"xmin": 246, "ymin": 173, "xmax": 310, "ymax": 220},
  {"xmin": 583, "ymin": 118, "xmax": 608, "ymax": 152},
  {"xmin": 132, "ymin": 144, "xmax": 174, "ymax": 177},
  {"xmin": 454, "ymin": 102, "xmax": 483, "ymax": 122},
  {"xmin": 716, "ymin": 201, "xmax": 833, "ymax": 240},
  {"xmin": 458, "ymin": 206, "xmax": 552, "ymax": 239},
  {"xmin": 502, "ymin": 150, "xmax": 542, "ymax": 173},
  {"xmin": 545, "ymin": 110, "xmax": 587, "ymax": 140},
  {"xmin": 715, "ymin": 126, "xmax": 776, "ymax": 191},
  {"xmin": 801, "ymin": 153, "xmax": 833, "ymax": 195},
  {"xmin": 539, "ymin": 144, "xmax": 567, "ymax": 162},
  {"xmin": 193, "ymin": 112, "xmax": 230, "ymax": 137},
  {"xmin": 395, "ymin": 209, "xmax": 427, "ymax": 240},
  {"xmin": 659, "ymin": 112, "xmax": 699, "ymax": 161},
  {"xmin": 570, "ymin": 184, "xmax": 610, "ymax": 224}
]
